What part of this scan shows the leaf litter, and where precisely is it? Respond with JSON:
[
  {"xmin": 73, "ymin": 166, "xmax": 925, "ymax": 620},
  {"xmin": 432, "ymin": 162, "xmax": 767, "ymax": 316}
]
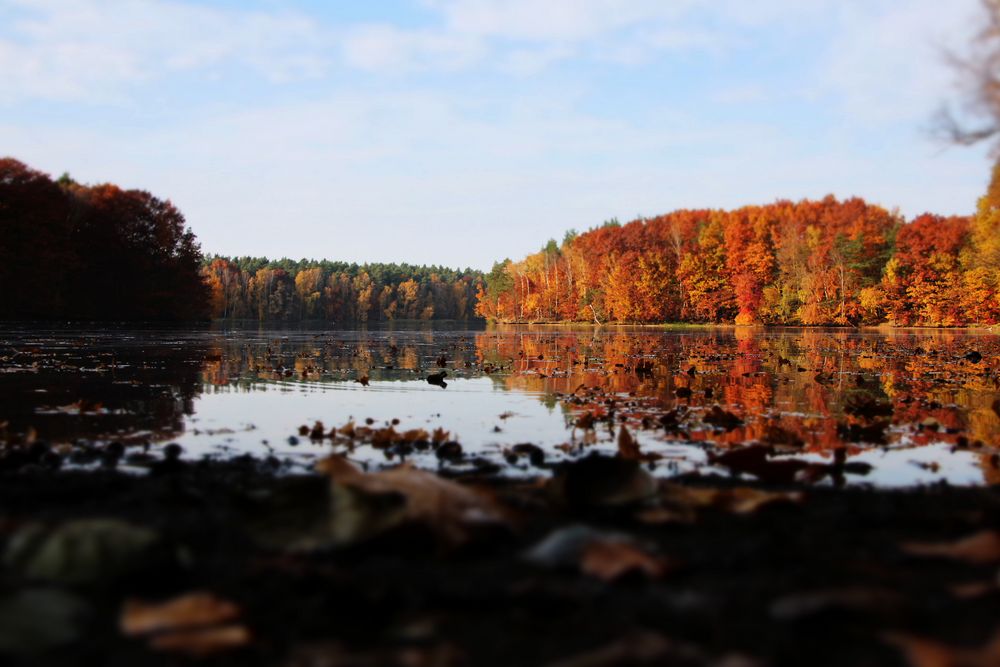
[{"xmin": 1, "ymin": 328, "xmax": 1000, "ymax": 665}]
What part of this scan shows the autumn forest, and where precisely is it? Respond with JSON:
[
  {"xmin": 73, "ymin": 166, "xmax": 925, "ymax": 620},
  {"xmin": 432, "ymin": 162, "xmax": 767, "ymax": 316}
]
[{"xmin": 2, "ymin": 154, "xmax": 999, "ymax": 327}]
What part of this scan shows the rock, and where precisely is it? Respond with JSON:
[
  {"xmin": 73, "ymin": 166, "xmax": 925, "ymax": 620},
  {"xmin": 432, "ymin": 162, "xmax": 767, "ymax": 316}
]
[
  {"xmin": 0, "ymin": 588, "xmax": 90, "ymax": 656},
  {"xmin": 511, "ymin": 443, "xmax": 545, "ymax": 467},
  {"xmin": 549, "ymin": 454, "xmax": 657, "ymax": 508},
  {"xmin": 4, "ymin": 519, "xmax": 162, "ymax": 585},
  {"xmin": 426, "ymin": 371, "xmax": 448, "ymax": 388},
  {"xmin": 435, "ymin": 441, "xmax": 463, "ymax": 461},
  {"xmin": 703, "ymin": 405, "xmax": 743, "ymax": 430},
  {"xmin": 524, "ymin": 524, "xmax": 631, "ymax": 568}
]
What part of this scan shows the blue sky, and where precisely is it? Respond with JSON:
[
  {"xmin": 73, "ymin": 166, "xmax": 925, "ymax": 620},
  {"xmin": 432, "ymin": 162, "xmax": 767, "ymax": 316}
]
[{"xmin": 0, "ymin": 0, "xmax": 992, "ymax": 270}]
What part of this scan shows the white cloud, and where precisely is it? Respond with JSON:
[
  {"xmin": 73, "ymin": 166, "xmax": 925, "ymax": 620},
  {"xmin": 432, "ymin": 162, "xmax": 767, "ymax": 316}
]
[
  {"xmin": 821, "ymin": 0, "xmax": 982, "ymax": 123},
  {"xmin": 0, "ymin": 0, "xmax": 328, "ymax": 103},
  {"xmin": 427, "ymin": 0, "xmax": 691, "ymax": 43},
  {"xmin": 342, "ymin": 24, "xmax": 485, "ymax": 72}
]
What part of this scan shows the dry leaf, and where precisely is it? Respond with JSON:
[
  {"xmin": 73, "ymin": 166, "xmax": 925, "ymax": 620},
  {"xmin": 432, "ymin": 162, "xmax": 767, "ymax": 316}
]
[
  {"xmin": 121, "ymin": 592, "xmax": 249, "ymax": 657},
  {"xmin": 617, "ymin": 424, "xmax": 640, "ymax": 459},
  {"xmin": 949, "ymin": 581, "xmax": 998, "ymax": 599},
  {"xmin": 318, "ymin": 455, "xmax": 506, "ymax": 545},
  {"xmin": 902, "ymin": 530, "xmax": 1000, "ymax": 565},
  {"xmin": 121, "ymin": 592, "xmax": 241, "ymax": 636},
  {"xmin": 709, "ymin": 487, "xmax": 804, "ymax": 514},
  {"xmin": 634, "ymin": 506, "xmax": 697, "ymax": 525},
  {"xmin": 617, "ymin": 425, "xmax": 660, "ymax": 462},
  {"xmin": 770, "ymin": 587, "xmax": 900, "ymax": 620},
  {"xmin": 580, "ymin": 540, "xmax": 671, "ymax": 581},
  {"xmin": 546, "ymin": 631, "xmax": 697, "ymax": 667},
  {"xmin": 660, "ymin": 484, "xmax": 803, "ymax": 515},
  {"xmin": 885, "ymin": 630, "xmax": 1000, "ymax": 667},
  {"xmin": 149, "ymin": 625, "xmax": 251, "ymax": 657}
]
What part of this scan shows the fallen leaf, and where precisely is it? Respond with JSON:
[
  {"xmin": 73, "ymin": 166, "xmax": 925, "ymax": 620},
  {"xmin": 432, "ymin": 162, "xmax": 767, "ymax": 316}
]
[
  {"xmin": 770, "ymin": 587, "xmax": 901, "ymax": 620},
  {"xmin": 580, "ymin": 540, "xmax": 671, "ymax": 581},
  {"xmin": 121, "ymin": 592, "xmax": 241, "ymax": 636},
  {"xmin": 617, "ymin": 424, "xmax": 640, "ymax": 459},
  {"xmin": 149, "ymin": 625, "xmax": 251, "ymax": 657},
  {"xmin": 885, "ymin": 630, "xmax": 1000, "ymax": 667},
  {"xmin": 545, "ymin": 631, "xmax": 697, "ymax": 667},
  {"xmin": 317, "ymin": 455, "xmax": 507, "ymax": 545},
  {"xmin": 949, "ymin": 581, "xmax": 998, "ymax": 599},
  {"xmin": 696, "ymin": 486, "xmax": 804, "ymax": 514},
  {"xmin": 901, "ymin": 530, "xmax": 1000, "ymax": 565},
  {"xmin": 286, "ymin": 641, "xmax": 465, "ymax": 667},
  {"xmin": 121, "ymin": 592, "xmax": 249, "ymax": 657},
  {"xmin": 709, "ymin": 445, "xmax": 813, "ymax": 484}
]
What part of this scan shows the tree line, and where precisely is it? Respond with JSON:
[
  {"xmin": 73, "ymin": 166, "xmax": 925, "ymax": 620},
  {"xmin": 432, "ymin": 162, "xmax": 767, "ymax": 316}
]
[
  {"xmin": 0, "ymin": 158, "xmax": 209, "ymax": 320},
  {"xmin": 5, "ymin": 154, "xmax": 996, "ymax": 326},
  {"xmin": 475, "ymin": 177, "xmax": 1000, "ymax": 326},
  {"xmin": 0, "ymin": 157, "xmax": 483, "ymax": 323},
  {"xmin": 202, "ymin": 256, "xmax": 483, "ymax": 322}
]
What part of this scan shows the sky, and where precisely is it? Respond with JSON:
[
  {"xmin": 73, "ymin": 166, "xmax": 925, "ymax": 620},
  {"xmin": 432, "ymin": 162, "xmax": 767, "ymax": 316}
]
[{"xmin": 0, "ymin": 0, "xmax": 993, "ymax": 270}]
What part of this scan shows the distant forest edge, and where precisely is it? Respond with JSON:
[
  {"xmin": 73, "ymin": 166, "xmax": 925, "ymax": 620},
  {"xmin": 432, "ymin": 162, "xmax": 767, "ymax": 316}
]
[
  {"xmin": 2, "ymin": 156, "xmax": 998, "ymax": 326},
  {"xmin": 202, "ymin": 256, "xmax": 483, "ymax": 322},
  {"xmin": 476, "ymin": 169, "xmax": 1000, "ymax": 327}
]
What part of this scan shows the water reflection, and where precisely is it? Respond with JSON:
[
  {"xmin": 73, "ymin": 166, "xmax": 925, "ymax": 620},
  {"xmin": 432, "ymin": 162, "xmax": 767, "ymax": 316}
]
[{"xmin": 1, "ymin": 325, "xmax": 998, "ymax": 486}]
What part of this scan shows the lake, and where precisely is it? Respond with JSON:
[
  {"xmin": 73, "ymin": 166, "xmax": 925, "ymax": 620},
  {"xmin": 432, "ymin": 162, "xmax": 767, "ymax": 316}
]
[{"xmin": 1, "ymin": 324, "xmax": 998, "ymax": 487}]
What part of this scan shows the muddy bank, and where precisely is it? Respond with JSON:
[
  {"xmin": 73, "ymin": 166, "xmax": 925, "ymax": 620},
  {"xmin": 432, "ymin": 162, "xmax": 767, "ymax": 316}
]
[{"xmin": 1, "ymin": 456, "xmax": 998, "ymax": 667}]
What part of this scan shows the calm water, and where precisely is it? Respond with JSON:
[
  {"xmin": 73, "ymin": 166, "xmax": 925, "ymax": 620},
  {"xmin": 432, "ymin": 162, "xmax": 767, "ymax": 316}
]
[{"xmin": 1, "ymin": 324, "xmax": 998, "ymax": 487}]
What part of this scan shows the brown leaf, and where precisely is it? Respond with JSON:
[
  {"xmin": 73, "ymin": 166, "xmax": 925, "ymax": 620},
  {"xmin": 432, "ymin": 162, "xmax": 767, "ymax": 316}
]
[
  {"xmin": 716, "ymin": 487, "xmax": 804, "ymax": 514},
  {"xmin": 336, "ymin": 421, "xmax": 356, "ymax": 438},
  {"xmin": 647, "ymin": 485, "xmax": 802, "ymax": 523},
  {"xmin": 286, "ymin": 641, "xmax": 465, "ymax": 667},
  {"xmin": 770, "ymin": 587, "xmax": 900, "ymax": 620},
  {"xmin": 709, "ymin": 445, "xmax": 811, "ymax": 483},
  {"xmin": 318, "ymin": 455, "xmax": 507, "ymax": 545},
  {"xmin": 902, "ymin": 530, "xmax": 1000, "ymax": 565},
  {"xmin": 121, "ymin": 592, "xmax": 241, "ymax": 636},
  {"xmin": 617, "ymin": 424, "xmax": 640, "ymax": 459},
  {"xmin": 949, "ymin": 581, "xmax": 998, "ymax": 599},
  {"xmin": 121, "ymin": 592, "xmax": 249, "ymax": 657},
  {"xmin": 614, "ymin": 424, "xmax": 661, "ymax": 463},
  {"xmin": 885, "ymin": 630, "xmax": 1000, "ymax": 667},
  {"xmin": 149, "ymin": 625, "xmax": 251, "ymax": 657},
  {"xmin": 634, "ymin": 506, "xmax": 697, "ymax": 525},
  {"xmin": 545, "ymin": 631, "xmax": 697, "ymax": 667},
  {"xmin": 580, "ymin": 540, "xmax": 671, "ymax": 581}
]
